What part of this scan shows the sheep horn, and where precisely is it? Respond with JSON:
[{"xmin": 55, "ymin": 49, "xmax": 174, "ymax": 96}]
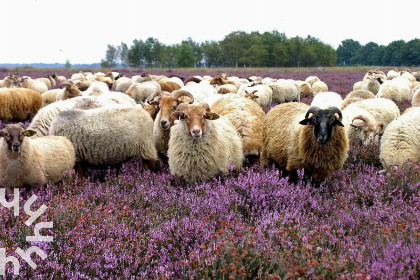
[
  {"xmin": 352, "ymin": 115, "xmax": 372, "ymax": 128},
  {"xmin": 173, "ymin": 90, "xmax": 194, "ymax": 104},
  {"xmin": 145, "ymin": 91, "xmax": 163, "ymax": 103},
  {"xmin": 305, "ymin": 106, "xmax": 321, "ymax": 119},
  {"xmin": 252, "ymin": 90, "xmax": 258, "ymax": 94},
  {"xmin": 329, "ymin": 106, "xmax": 343, "ymax": 121}
]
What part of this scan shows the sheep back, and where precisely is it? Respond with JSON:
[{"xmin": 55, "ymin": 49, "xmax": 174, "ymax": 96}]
[{"xmin": 0, "ymin": 88, "xmax": 42, "ymax": 121}]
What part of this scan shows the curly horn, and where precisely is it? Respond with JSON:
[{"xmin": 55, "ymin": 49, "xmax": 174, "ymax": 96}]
[
  {"xmin": 352, "ymin": 115, "xmax": 372, "ymax": 128},
  {"xmin": 145, "ymin": 91, "xmax": 163, "ymax": 104},
  {"xmin": 173, "ymin": 90, "xmax": 194, "ymax": 104},
  {"xmin": 305, "ymin": 106, "xmax": 321, "ymax": 119},
  {"xmin": 329, "ymin": 106, "xmax": 343, "ymax": 121}
]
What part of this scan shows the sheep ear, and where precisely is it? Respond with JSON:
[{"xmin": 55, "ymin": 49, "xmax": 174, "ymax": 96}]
[
  {"xmin": 205, "ymin": 112, "xmax": 220, "ymax": 120},
  {"xmin": 171, "ymin": 111, "xmax": 185, "ymax": 120},
  {"xmin": 299, "ymin": 118, "xmax": 312, "ymax": 125},
  {"xmin": 335, "ymin": 119, "xmax": 344, "ymax": 127},
  {"xmin": 23, "ymin": 130, "xmax": 37, "ymax": 137},
  {"xmin": 149, "ymin": 100, "xmax": 161, "ymax": 106}
]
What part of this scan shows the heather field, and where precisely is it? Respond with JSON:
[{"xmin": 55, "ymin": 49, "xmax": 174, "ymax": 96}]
[{"xmin": 1, "ymin": 68, "xmax": 419, "ymax": 279}]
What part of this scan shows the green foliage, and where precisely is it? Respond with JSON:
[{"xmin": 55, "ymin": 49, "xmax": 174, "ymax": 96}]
[{"xmin": 65, "ymin": 59, "xmax": 71, "ymax": 68}]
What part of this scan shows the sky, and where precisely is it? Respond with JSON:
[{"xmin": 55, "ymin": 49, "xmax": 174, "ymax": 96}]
[{"xmin": 0, "ymin": 0, "xmax": 418, "ymax": 64}]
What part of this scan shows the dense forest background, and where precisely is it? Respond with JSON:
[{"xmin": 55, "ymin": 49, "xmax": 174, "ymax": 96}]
[{"xmin": 101, "ymin": 31, "xmax": 420, "ymax": 68}]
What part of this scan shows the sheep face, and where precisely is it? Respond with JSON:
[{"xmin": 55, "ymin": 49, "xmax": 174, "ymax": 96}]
[
  {"xmin": 350, "ymin": 116, "xmax": 384, "ymax": 146},
  {"xmin": 299, "ymin": 107, "xmax": 344, "ymax": 145},
  {"xmin": 172, "ymin": 104, "xmax": 220, "ymax": 139},
  {"xmin": 244, "ymin": 90, "xmax": 259, "ymax": 100},
  {"xmin": 65, "ymin": 84, "xmax": 81, "ymax": 98},
  {"xmin": 0, "ymin": 124, "xmax": 36, "ymax": 153}
]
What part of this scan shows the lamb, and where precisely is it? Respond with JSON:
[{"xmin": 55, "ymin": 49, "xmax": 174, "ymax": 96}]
[
  {"xmin": 0, "ymin": 88, "xmax": 42, "ymax": 122},
  {"xmin": 211, "ymin": 94, "xmax": 265, "ymax": 162},
  {"xmin": 241, "ymin": 85, "xmax": 273, "ymax": 108},
  {"xmin": 168, "ymin": 103, "xmax": 243, "ymax": 183},
  {"xmin": 311, "ymin": 91, "xmax": 343, "ymax": 109},
  {"xmin": 341, "ymin": 90, "xmax": 375, "ymax": 110},
  {"xmin": 312, "ymin": 81, "xmax": 329, "ymax": 95},
  {"xmin": 377, "ymin": 77, "xmax": 412, "ymax": 102},
  {"xmin": 113, "ymin": 77, "xmax": 134, "ymax": 93},
  {"xmin": 125, "ymin": 81, "xmax": 161, "ymax": 103},
  {"xmin": 262, "ymin": 103, "xmax": 349, "ymax": 181},
  {"xmin": 150, "ymin": 90, "xmax": 195, "ymax": 157},
  {"xmin": 0, "ymin": 123, "xmax": 75, "ymax": 190},
  {"xmin": 268, "ymin": 81, "xmax": 300, "ymax": 103},
  {"xmin": 412, "ymin": 87, "xmax": 420, "ymax": 107},
  {"xmin": 305, "ymin": 76, "xmax": 320, "ymax": 86},
  {"xmin": 56, "ymin": 84, "xmax": 81, "ymax": 101},
  {"xmin": 49, "ymin": 105, "xmax": 158, "ymax": 173},
  {"xmin": 51, "ymin": 74, "xmax": 67, "ymax": 83},
  {"xmin": 21, "ymin": 77, "xmax": 48, "ymax": 94},
  {"xmin": 379, "ymin": 107, "xmax": 420, "ymax": 168}
]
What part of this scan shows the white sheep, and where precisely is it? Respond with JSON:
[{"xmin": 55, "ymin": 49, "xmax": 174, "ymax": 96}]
[
  {"xmin": 21, "ymin": 77, "xmax": 48, "ymax": 94},
  {"xmin": 114, "ymin": 77, "xmax": 134, "ymax": 93},
  {"xmin": 312, "ymin": 81, "xmax": 329, "ymax": 95},
  {"xmin": 352, "ymin": 98, "xmax": 400, "ymax": 128},
  {"xmin": 380, "ymin": 107, "xmax": 420, "ymax": 168},
  {"xmin": 377, "ymin": 77, "xmax": 412, "ymax": 102},
  {"xmin": 387, "ymin": 69, "xmax": 400, "ymax": 80},
  {"xmin": 168, "ymin": 103, "xmax": 243, "ymax": 183},
  {"xmin": 269, "ymin": 81, "xmax": 300, "ymax": 103},
  {"xmin": 0, "ymin": 123, "xmax": 75, "ymax": 190},
  {"xmin": 82, "ymin": 81, "xmax": 110, "ymax": 96},
  {"xmin": 305, "ymin": 76, "xmax": 320, "ymax": 86},
  {"xmin": 412, "ymin": 87, "xmax": 420, "ymax": 107},
  {"xmin": 311, "ymin": 91, "xmax": 343, "ymax": 109},
  {"xmin": 240, "ymin": 85, "xmax": 273, "ymax": 108}
]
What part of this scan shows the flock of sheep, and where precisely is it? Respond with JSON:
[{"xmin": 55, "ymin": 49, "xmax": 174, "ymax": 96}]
[{"xmin": 0, "ymin": 68, "xmax": 419, "ymax": 190}]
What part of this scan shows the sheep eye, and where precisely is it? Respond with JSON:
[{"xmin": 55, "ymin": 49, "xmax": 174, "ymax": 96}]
[{"xmin": 172, "ymin": 105, "xmax": 177, "ymax": 110}]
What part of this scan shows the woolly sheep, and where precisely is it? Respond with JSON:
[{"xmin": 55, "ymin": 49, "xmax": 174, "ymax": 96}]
[
  {"xmin": 352, "ymin": 98, "xmax": 400, "ymax": 128},
  {"xmin": 400, "ymin": 72, "xmax": 416, "ymax": 84},
  {"xmin": 0, "ymin": 123, "xmax": 75, "ymax": 190},
  {"xmin": 312, "ymin": 81, "xmax": 329, "ymax": 95},
  {"xmin": 262, "ymin": 103, "xmax": 348, "ymax": 181},
  {"xmin": 49, "ymin": 105, "xmax": 158, "ymax": 169},
  {"xmin": 21, "ymin": 77, "xmax": 48, "ymax": 94},
  {"xmin": 211, "ymin": 94, "xmax": 265, "ymax": 160},
  {"xmin": 159, "ymin": 81, "xmax": 181, "ymax": 93},
  {"xmin": 42, "ymin": 89, "xmax": 61, "ymax": 107},
  {"xmin": 341, "ymin": 90, "xmax": 375, "ymax": 110},
  {"xmin": 114, "ymin": 77, "xmax": 134, "ymax": 93},
  {"xmin": 353, "ymin": 81, "xmax": 363, "ymax": 91},
  {"xmin": 295, "ymin": 81, "xmax": 312, "ymax": 97},
  {"xmin": 0, "ymin": 88, "xmax": 42, "ymax": 122},
  {"xmin": 56, "ymin": 84, "xmax": 81, "ymax": 102},
  {"xmin": 168, "ymin": 103, "xmax": 243, "ymax": 183},
  {"xmin": 241, "ymin": 85, "xmax": 273, "ymax": 108},
  {"xmin": 387, "ymin": 69, "xmax": 400, "ymax": 80},
  {"xmin": 379, "ymin": 107, "xmax": 420, "ymax": 168},
  {"xmin": 305, "ymin": 76, "xmax": 320, "ymax": 86},
  {"xmin": 268, "ymin": 81, "xmax": 300, "ymax": 103},
  {"xmin": 377, "ymin": 77, "xmax": 412, "ymax": 102},
  {"xmin": 35, "ymin": 77, "xmax": 52, "ymax": 89},
  {"xmin": 52, "ymin": 74, "xmax": 67, "ymax": 83},
  {"xmin": 360, "ymin": 76, "xmax": 381, "ymax": 94},
  {"xmin": 82, "ymin": 81, "xmax": 110, "ymax": 96},
  {"xmin": 125, "ymin": 81, "xmax": 161, "ymax": 103},
  {"xmin": 311, "ymin": 91, "xmax": 343, "ymax": 109},
  {"xmin": 412, "ymin": 88, "xmax": 420, "ymax": 107},
  {"xmin": 216, "ymin": 84, "xmax": 237, "ymax": 94}
]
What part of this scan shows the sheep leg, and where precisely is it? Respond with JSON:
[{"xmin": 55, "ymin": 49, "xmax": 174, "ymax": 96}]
[{"xmin": 75, "ymin": 162, "xmax": 85, "ymax": 179}]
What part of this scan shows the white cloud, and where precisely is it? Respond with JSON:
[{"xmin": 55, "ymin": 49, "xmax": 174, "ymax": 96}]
[{"xmin": 0, "ymin": 0, "xmax": 418, "ymax": 63}]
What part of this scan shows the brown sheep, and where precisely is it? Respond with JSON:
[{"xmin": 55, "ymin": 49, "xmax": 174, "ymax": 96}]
[
  {"xmin": 210, "ymin": 75, "xmax": 236, "ymax": 86},
  {"xmin": 185, "ymin": 76, "xmax": 202, "ymax": 84},
  {"xmin": 159, "ymin": 81, "xmax": 181, "ymax": 93},
  {"xmin": 341, "ymin": 90, "xmax": 376, "ymax": 110},
  {"xmin": 0, "ymin": 88, "xmax": 42, "ymax": 121}
]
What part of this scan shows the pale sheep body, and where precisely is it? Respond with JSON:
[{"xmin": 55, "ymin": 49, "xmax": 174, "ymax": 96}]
[
  {"xmin": 377, "ymin": 77, "xmax": 412, "ymax": 102},
  {"xmin": 168, "ymin": 115, "xmax": 243, "ymax": 183},
  {"xmin": 216, "ymin": 84, "xmax": 237, "ymax": 94},
  {"xmin": 312, "ymin": 81, "xmax": 329, "ymax": 95},
  {"xmin": 22, "ymin": 79, "xmax": 48, "ymax": 94},
  {"xmin": 360, "ymin": 78, "xmax": 380, "ymax": 94},
  {"xmin": 114, "ymin": 77, "xmax": 134, "ymax": 93},
  {"xmin": 412, "ymin": 88, "xmax": 420, "ymax": 107},
  {"xmin": 125, "ymin": 81, "xmax": 161, "ymax": 103},
  {"xmin": 379, "ymin": 107, "xmax": 420, "ymax": 168},
  {"xmin": 353, "ymin": 98, "xmax": 400, "ymax": 127},
  {"xmin": 387, "ymin": 69, "xmax": 400, "ymax": 80},
  {"xmin": 311, "ymin": 91, "xmax": 343, "ymax": 109},
  {"xmin": 42, "ymin": 89, "xmax": 61, "ymax": 107},
  {"xmin": 49, "ymin": 105, "xmax": 158, "ymax": 166},
  {"xmin": 0, "ymin": 134, "xmax": 75, "ymax": 188},
  {"xmin": 305, "ymin": 76, "xmax": 320, "ymax": 86},
  {"xmin": 341, "ymin": 90, "xmax": 375, "ymax": 110},
  {"xmin": 353, "ymin": 81, "xmax": 363, "ymax": 91},
  {"xmin": 239, "ymin": 84, "xmax": 273, "ymax": 107},
  {"xmin": 82, "ymin": 81, "xmax": 110, "ymax": 96},
  {"xmin": 269, "ymin": 81, "xmax": 300, "ymax": 103}
]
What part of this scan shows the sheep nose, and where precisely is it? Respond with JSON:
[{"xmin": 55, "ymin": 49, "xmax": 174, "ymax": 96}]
[
  {"xmin": 192, "ymin": 129, "xmax": 200, "ymax": 135},
  {"xmin": 12, "ymin": 144, "xmax": 20, "ymax": 152},
  {"xmin": 161, "ymin": 120, "xmax": 167, "ymax": 126}
]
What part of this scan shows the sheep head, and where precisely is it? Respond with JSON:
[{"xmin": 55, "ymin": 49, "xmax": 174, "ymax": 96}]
[
  {"xmin": 244, "ymin": 90, "xmax": 259, "ymax": 100},
  {"xmin": 0, "ymin": 123, "xmax": 36, "ymax": 153},
  {"xmin": 150, "ymin": 90, "xmax": 194, "ymax": 130},
  {"xmin": 350, "ymin": 115, "xmax": 384, "ymax": 146},
  {"xmin": 171, "ymin": 103, "xmax": 219, "ymax": 139},
  {"xmin": 299, "ymin": 106, "xmax": 344, "ymax": 145},
  {"xmin": 65, "ymin": 84, "xmax": 82, "ymax": 99}
]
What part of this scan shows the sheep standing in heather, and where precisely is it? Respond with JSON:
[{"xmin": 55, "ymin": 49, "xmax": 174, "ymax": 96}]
[
  {"xmin": 360, "ymin": 76, "xmax": 382, "ymax": 94},
  {"xmin": 114, "ymin": 77, "xmax": 134, "ymax": 93},
  {"xmin": 0, "ymin": 123, "xmax": 75, "ymax": 191},
  {"xmin": 262, "ymin": 103, "xmax": 348, "ymax": 181},
  {"xmin": 52, "ymin": 74, "xmax": 67, "ymax": 84},
  {"xmin": 311, "ymin": 91, "xmax": 343, "ymax": 109},
  {"xmin": 168, "ymin": 103, "xmax": 243, "ymax": 183},
  {"xmin": 269, "ymin": 81, "xmax": 300, "ymax": 103},
  {"xmin": 0, "ymin": 88, "xmax": 42, "ymax": 122},
  {"xmin": 380, "ymin": 107, "xmax": 420, "ymax": 168},
  {"xmin": 377, "ymin": 77, "xmax": 412, "ymax": 102}
]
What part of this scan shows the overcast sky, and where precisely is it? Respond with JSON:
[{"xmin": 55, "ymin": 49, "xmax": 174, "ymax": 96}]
[{"xmin": 0, "ymin": 0, "xmax": 418, "ymax": 64}]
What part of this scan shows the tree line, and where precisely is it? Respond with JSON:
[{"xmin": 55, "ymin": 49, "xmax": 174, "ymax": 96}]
[{"xmin": 101, "ymin": 30, "xmax": 420, "ymax": 68}]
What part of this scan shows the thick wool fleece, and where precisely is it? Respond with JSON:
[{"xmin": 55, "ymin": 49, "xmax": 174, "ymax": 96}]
[{"xmin": 0, "ymin": 88, "xmax": 42, "ymax": 121}]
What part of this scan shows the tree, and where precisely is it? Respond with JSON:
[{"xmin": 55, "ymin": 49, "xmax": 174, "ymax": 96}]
[
  {"xmin": 118, "ymin": 42, "xmax": 129, "ymax": 67},
  {"xmin": 102, "ymin": 44, "xmax": 118, "ymax": 68},
  {"xmin": 337, "ymin": 39, "xmax": 362, "ymax": 66},
  {"xmin": 65, "ymin": 59, "xmax": 71, "ymax": 68},
  {"xmin": 201, "ymin": 41, "xmax": 223, "ymax": 67},
  {"xmin": 175, "ymin": 41, "xmax": 195, "ymax": 67}
]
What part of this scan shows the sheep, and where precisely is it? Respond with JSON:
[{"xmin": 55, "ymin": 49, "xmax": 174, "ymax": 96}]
[
  {"xmin": 305, "ymin": 76, "xmax": 320, "ymax": 86},
  {"xmin": 0, "ymin": 123, "xmax": 75, "ymax": 190},
  {"xmin": 211, "ymin": 94, "xmax": 265, "ymax": 162},
  {"xmin": 159, "ymin": 81, "xmax": 181, "ymax": 93},
  {"xmin": 210, "ymin": 75, "xmax": 237, "ymax": 87},
  {"xmin": 360, "ymin": 76, "xmax": 382, "ymax": 94},
  {"xmin": 74, "ymin": 79, "xmax": 91, "ymax": 91},
  {"xmin": 261, "ymin": 103, "xmax": 348, "ymax": 181},
  {"xmin": 131, "ymin": 75, "xmax": 152, "ymax": 83},
  {"xmin": 160, "ymin": 77, "xmax": 184, "ymax": 88},
  {"xmin": 413, "ymin": 71, "xmax": 420, "ymax": 82},
  {"xmin": 82, "ymin": 81, "xmax": 110, "ymax": 96},
  {"xmin": 0, "ymin": 75, "xmax": 17, "ymax": 88},
  {"xmin": 0, "ymin": 88, "xmax": 42, "ymax": 122},
  {"xmin": 353, "ymin": 81, "xmax": 363, "ymax": 91},
  {"xmin": 150, "ymin": 90, "xmax": 195, "ymax": 157},
  {"xmin": 341, "ymin": 90, "xmax": 375, "ymax": 110},
  {"xmin": 45, "ymin": 75, "xmax": 56, "ymax": 88},
  {"xmin": 268, "ymin": 81, "xmax": 300, "ymax": 103},
  {"xmin": 41, "ymin": 89, "xmax": 61, "ymax": 107},
  {"xmin": 241, "ymin": 85, "xmax": 273, "ymax": 108},
  {"xmin": 49, "ymin": 105, "xmax": 158, "ymax": 174},
  {"xmin": 400, "ymin": 71, "xmax": 416, "ymax": 84},
  {"xmin": 379, "ymin": 107, "xmax": 420, "ymax": 168},
  {"xmin": 178, "ymin": 82, "xmax": 219, "ymax": 104},
  {"xmin": 35, "ymin": 77, "xmax": 52, "ymax": 89},
  {"xmin": 352, "ymin": 98, "xmax": 400, "ymax": 128},
  {"xmin": 295, "ymin": 81, "xmax": 312, "ymax": 98},
  {"xmin": 216, "ymin": 84, "xmax": 237, "ymax": 94},
  {"xmin": 312, "ymin": 81, "xmax": 329, "ymax": 95},
  {"xmin": 377, "ymin": 77, "xmax": 412, "ymax": 102},
  {"xmin": 412, "ymin": 87, "xmax": 420, "ymax": 107},
  {"xmin": 342, "ymin": 104, "xmax": 383, "ymax": 146},
  {"xmin": 125, "ymin": 81, "xmax": 161, "ymax": 103},
  {"xmin": 311, "ymin": 91, "xmax": 343, "ymax": 109},
  {"xmin": 168, "ymin": 102, "xmax": 243, "ymax": 183},
  {"xmin": 51, "ymin": 74, "xmax": 67, "ymax": 83},
  {"xmin": 262, "ymin": 77, "xmax": 277, "ymax": 85},
  {"xmin": 113, "ymin": 77, "xmax": 134, "ymax": 93},
  {"xmin": 56, "ymin": 84, "xmax": 81, "ymax": 101},
  {"xmin": 387, "ymin": 68, "xmax": 400, "ymax": 80},
  {"xmin": 71, "ymin": 72, "xmax": 85, "ymax": 80},
  {"xmin": 184, "ymin": 76, "xmax": 202, "ymax": 85},
  {"xmin": 21, "ymin": 77, "xmax": 48, "ymax": 94}
]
